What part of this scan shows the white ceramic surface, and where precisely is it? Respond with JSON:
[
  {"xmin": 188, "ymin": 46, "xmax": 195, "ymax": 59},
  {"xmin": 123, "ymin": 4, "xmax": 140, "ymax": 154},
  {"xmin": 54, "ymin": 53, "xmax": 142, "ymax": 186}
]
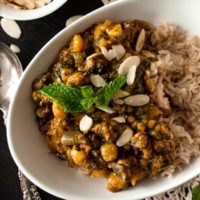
[
  {"xmin": 7, "ymin": 0, "xmax": 200, "ymax": 199},
  {"xmin": 0, "ymin": 0, "xmax": 67, "ymax": 21}
]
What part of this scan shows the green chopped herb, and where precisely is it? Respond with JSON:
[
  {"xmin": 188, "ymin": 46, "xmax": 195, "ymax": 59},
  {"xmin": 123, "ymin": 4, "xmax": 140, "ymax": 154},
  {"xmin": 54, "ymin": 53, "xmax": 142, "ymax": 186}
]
[{"xmin": 39, "ymin": 75, "xmax": 127, "ymax": 113}]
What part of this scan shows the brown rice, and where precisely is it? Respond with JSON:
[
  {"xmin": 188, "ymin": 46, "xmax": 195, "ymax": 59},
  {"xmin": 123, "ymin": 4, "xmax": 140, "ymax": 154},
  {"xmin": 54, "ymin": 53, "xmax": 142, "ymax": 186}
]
[{"xmin": 149, "ymin": 22, "xmax": 200, "ymax": 176}]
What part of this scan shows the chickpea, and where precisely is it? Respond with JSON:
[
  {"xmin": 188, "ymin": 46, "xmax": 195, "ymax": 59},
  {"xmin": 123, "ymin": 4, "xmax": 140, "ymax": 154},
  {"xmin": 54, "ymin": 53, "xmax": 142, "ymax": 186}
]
[
  {"xmin": 131, "ymin": 132, "xmax": 148, "ymax": 149},
  {"xmin": 52, "ymin": 102, "xmax": 66, "ymax": 119},
  {"xmin": 107, "ymin": 173, "xmax": 126, "ymax": 192},
  {"xmin": 71, "ymin": 147, "xmax": 86, "ymax": 165},
  {"xmin": 91, "ymin": 169, "xmax": 108, "ymax": 178},
  {"xmin": 71, "ymin": 34, "xmax": 84, "ymax": 53},
  {"xmin": 147, "ymin": 120, "xmax": 156, "ymax": 129},
  {"xmin": 107, "ymin": 24, "xmax": 123, "ymax": 37},
  {"xmin": 36, "ymin": 107, "xmax": 49, "ymax": 118},
  {"xmin": 100, "ymin": 143, "xmax": 118, "ymax": 162},
  {"xmin": 145, "ymin": 78, "xmax": 155, "ymax": 93},
  {"xmin": 136, "ymin": 122, "xmax": 145, "ymax": 131},
  {"xmin": 60, "ymin": 68, "xmax": 73, "ymax": 82},
  {"xmin": 66, "ymin": 71, "xmax": 86, "ymax": 86}
]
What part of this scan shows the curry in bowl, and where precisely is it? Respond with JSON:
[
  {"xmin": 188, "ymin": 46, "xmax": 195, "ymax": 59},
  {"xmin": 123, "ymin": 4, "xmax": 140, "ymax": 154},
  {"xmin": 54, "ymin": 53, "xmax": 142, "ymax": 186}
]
[{"xmin": 32, "ymin": 19, "xmax": 200, "ymax": 192}]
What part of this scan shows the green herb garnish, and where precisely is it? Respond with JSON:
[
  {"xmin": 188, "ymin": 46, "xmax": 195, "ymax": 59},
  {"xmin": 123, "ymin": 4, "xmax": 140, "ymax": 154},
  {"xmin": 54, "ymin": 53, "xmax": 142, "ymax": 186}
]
[
  {"xmin": 39, "ymin": 75, "xmax": 127, "ymax": 113},
  {"xmin": 192, "ymin": 185, "xmax": 200, "ymax": 200},
  {"xmin": 95, "ymin": 75, "xmax": 127, "ymax": 108}
]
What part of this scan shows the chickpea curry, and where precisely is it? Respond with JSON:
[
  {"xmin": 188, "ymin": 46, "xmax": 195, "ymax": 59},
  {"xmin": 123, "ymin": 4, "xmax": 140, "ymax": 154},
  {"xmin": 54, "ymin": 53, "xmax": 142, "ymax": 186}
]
[{"xmin": 32, "ymin": 19, "xmax": 175, "ymax": 192}]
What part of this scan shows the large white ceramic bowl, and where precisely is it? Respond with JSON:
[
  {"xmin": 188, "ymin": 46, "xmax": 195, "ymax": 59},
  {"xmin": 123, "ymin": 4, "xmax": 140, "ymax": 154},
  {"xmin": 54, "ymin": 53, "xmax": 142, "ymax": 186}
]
[
  {"xmin": 0, "ymin": 0, "xmax": 67, "ymax": 20},
  {"xmin": 7, "ymin": 0, "xmax": 200, "ymax": 199}
]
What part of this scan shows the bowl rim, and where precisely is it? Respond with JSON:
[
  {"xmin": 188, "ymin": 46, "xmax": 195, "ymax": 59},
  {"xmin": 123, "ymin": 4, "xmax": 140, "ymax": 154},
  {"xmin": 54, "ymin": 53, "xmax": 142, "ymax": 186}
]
[
  {"xmin": 7, "ymin": 0, "xmax": 200, "ymax": 199},
  {"xmin": 0, "ymin": 0, "xmax": 68, "ymax": 21}
]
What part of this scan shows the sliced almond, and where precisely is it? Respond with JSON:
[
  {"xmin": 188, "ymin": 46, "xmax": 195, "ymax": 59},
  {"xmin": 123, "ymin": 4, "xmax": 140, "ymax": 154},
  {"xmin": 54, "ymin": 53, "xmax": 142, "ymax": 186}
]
[
  {"xmin": 124, "ymin": 94, "xmax": 150, "ymax": 107},
  {"xmin": 90, "ymin": 74, "xmax": 106, "ymax": 87},
  {"xmin": 112, "ymin": 44, "xmax": 126, "ymax": 60},
  {"xmin": 79, "ymin": 115, "xmax": 93, "ymax": 132},
  {"xmin": 0, "ymin": 18, "xmax": 21, "ymax": 39},
  {"xmin": 66, "ymin": 15, "xmax": 83, "ymax": 26},
  {"xmin": 10, "ymin": 44, "xmax": 20, "ymax": 53},
  {"xmin": 98, "ymin": 107, "xmax": 116, "ymax": 114},
  {"xmin": 118, "ymin": 56, "xmax": 140, "ymax": 75},
  {"xmin": 112, "ymin": 116, "xmax": 126, "ymax": 123},
  {"xmin": 126, "ymin": 65, "xmax": 137, "ymax": 85},
  {"xmin": 100, "ymin": 46, "xmax": 115, "ymax": 61},
  {"xmin": 113, "ymin": 98, "xmax": 124, "ymax": 105},
  {"xmin": 113, "ymin": 89, "xmax": 130, "ymax": 99},
  {"xmin": 116, "ymin": 128, "xmax": 133, "ymax": 147},
  {"xmin": 135, "ymin": 29, "xmax": 146, "ymax": 52}
]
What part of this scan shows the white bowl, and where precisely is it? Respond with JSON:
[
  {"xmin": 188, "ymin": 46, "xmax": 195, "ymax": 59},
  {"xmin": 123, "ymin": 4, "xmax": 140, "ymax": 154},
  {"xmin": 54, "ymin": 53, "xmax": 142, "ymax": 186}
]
[
  {"xmin": 0, "ymin": 0, "xmax": 67, "ymax": 21},
  {"xmin": 7, "ymin": 0, "xmax": 200, "ymax": 199}
]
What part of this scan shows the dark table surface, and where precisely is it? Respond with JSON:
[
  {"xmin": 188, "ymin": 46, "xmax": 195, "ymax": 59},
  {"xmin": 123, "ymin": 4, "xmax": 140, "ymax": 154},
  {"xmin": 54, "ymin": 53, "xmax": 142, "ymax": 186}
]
[{"xmin": 0, "ymin": 0, "xmax": 103, "ymax": 199}]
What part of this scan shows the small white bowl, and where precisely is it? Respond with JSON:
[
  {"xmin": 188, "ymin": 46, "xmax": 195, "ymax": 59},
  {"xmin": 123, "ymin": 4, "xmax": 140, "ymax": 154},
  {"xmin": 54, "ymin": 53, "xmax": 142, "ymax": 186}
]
[
  {"xmin": 0, "ymin": 0, "xmax": 68, "ymax": 21},
  {"xmin": 7, "ymin": 0, "xmax": 200, "ymax": 199}
]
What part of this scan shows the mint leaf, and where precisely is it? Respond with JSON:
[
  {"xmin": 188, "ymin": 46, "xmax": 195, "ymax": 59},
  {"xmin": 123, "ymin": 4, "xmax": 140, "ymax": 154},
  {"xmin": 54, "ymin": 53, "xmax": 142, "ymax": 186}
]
[
  {"xmin": 39, "ymin": 75, "xmax": 127, "ymax": 113},
  {"xmin": 95, "ymin": 75, "xmax": 127, "ymax": 108},
  {"xmin": 81, "ymin": 97, "xmax": 96, "ymax": 110},
  {"xmin": 81, "ymin": 86, "xmax": 94, "ymax": 98},
  {"xmin": 39, "ymin": 83, "xmax": 85, "ymax": 113},
  {"xmin": 192, "ymin": 186, "xmax": 200, "ymax": 200}
]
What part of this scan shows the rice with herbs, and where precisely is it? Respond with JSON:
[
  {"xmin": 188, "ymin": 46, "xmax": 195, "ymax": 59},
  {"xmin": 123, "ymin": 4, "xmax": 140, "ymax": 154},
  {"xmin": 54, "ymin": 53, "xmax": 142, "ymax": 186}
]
[{"xmin": 150, "ymin": 22, "xmax": 200, "ymax": 176}]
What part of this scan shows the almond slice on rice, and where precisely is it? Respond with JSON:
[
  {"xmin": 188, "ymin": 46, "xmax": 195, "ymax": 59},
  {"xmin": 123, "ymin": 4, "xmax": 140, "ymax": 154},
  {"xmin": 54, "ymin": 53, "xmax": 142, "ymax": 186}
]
[{"xmin": 124, "ymin": 94, "xmax": 150, "ymax": 106}]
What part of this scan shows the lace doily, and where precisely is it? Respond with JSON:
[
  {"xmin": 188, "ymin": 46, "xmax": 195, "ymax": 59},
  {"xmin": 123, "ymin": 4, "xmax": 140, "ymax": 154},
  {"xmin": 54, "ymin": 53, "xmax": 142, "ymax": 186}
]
[{"xmin": 100, "ymin": 0, "xmax": 200, "ymax": 199}]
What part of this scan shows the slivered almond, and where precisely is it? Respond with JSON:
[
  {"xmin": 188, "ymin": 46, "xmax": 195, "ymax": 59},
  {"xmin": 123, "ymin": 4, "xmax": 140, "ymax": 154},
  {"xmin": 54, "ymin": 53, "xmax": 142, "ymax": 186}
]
[
  {"xmin": 90, "ymin": 74, "xmax": 106, "ymax": 88},
  {"xmin": 0, "ymin": 18, "xmax": 21, "ymax": 39},
  {"xmin": 79, "ymin": 115, "xmax": 93, "ymax": 132},
  {"xmin": 113, "ymin": 98, "xmax": 124, "ymax": 105},
  {"xmin": 124, "ymin": 94, "xmax": 150, "ymax": 106},
  {"xmin": 118, "ymin": 56, "xmax": 140, "ymax": 75},
  {"xmin": 135, "ymin": 29, "xmax": 146, "ymax": 52},
  {"xmin": 112, "ymin": 44, "xmax": 125, "ymax": 60},
  {"xmin": 126, "ymin": 65, "xmax": 137, "ymax": 85},
  {"xmin": 113, "ymin": 89, "xmax": 130, "ymax": 99},
  {"xmin": 10, "ymin": 44, "xmax": 20, "ymax": 53},
  {"xmin": 66, "ymin": 15, "xmax": 83, "ymax": 26},
  {"xmin": 112, "ymin": 116, "xmax": 126, "ymax": 123},
  {"xmin": 116, "ymin": 128, "xmax": 133, "ymax": 147},
  {"xmin": 98, "ymin": 107, "xmax": 116, "ymax": 114},
  {"xmin": 100, "ymin": 46, "xmax": 115, "ymax": 61}
]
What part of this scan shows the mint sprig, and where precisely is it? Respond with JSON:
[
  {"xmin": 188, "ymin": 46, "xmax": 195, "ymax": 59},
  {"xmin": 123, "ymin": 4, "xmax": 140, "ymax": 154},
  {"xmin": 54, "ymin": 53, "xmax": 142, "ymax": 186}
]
[{"xmin": 39, "ymin": 75, "xmax": 127, "ymax": 113}]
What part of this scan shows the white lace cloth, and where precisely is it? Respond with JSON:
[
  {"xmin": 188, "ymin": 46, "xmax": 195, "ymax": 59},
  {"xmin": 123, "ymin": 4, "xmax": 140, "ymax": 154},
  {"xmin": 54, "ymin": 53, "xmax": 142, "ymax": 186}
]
[{"xmin": 100, "ymin": 0, "xmax": 200, "ymax": 199}]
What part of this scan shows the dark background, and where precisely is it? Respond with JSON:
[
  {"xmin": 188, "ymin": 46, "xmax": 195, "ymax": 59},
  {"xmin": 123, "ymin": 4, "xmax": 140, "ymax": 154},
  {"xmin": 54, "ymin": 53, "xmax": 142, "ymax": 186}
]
[{"xmin": 0, "ymin": 0, "xmax": 103, "ymax": 199}]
